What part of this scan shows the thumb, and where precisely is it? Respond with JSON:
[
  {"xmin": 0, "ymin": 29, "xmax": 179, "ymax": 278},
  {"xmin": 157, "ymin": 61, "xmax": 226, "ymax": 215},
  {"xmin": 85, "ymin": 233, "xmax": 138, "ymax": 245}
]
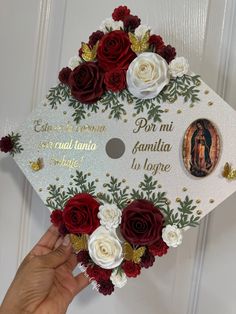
[{"xmin": 41, "ymin": 234, "xmax": 72, "ymax": 268}]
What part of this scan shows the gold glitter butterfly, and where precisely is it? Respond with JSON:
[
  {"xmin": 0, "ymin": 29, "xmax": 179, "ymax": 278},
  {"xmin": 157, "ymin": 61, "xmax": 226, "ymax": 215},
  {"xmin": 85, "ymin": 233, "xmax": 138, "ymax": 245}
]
[
  {"xmin": 123, "ymin": 242, "xmax": 146, "ymax": 264},
  {"xmin": 128, "ymin": 31, "xmax": 150, "ymax": 54},
  {"xmin": 30, "ymin": 158, "xmax": 44, "ymax": 171},
  {"xmin": 222, "ymin": 162, "xmax": 236, "ymax": 180},
  {"xmin": 70, "ymin": 234, "xmax": 88, "ymax": 252},
  {"xmin": 81, "ymin": 42, "xmax": 99, "ymax": 62}
]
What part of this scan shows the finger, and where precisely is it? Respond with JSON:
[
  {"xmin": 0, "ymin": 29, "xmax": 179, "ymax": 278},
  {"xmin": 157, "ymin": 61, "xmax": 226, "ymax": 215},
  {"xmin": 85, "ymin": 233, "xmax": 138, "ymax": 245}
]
[
  {"xmin": 40, "ymin": 234, "xmax": 72, "ymax": 268},
  {"xmin": 65, "ymin": 253, "xmax": 78, "ymax": 272},
  {"xmin": 23, "ymin": 226, "xmax": 61, "ymax": 264},
  {"xmin": 54, "ymin": 237, "xmax": 78, "ymax": 271},
  {"xmin": 34, "ymin": 225, "xmax": 60, "ymax": 251},
  {"xmin": 54, "ymin": 236, "xmax": 63, "ymax": 249},
  {"xmin": 74, "ymin": 272, "xmax": 90, "ymax": 294}
]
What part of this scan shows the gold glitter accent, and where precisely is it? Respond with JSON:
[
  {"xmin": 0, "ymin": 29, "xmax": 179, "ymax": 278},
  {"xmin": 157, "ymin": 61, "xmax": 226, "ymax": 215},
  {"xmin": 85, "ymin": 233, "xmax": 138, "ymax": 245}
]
[
  {"xmin": 124, "ymin": 119, "xmax": 128, "ymax": 123},
  {"xmin": 183, "ymin": 187, "xmax": 187, "ymax": 192},
  {"xmin": 87, "ymin": 113, "xmax": 91, "ymax": 117},
  {"xmin": 177, "ymin": 110, "xmax": 182, "ymax": 114},
  {"xmin": 88, "ymin": 173, "xmax": 91, "ymax": 176},
  {"xmin": 176, "ymin": 197, "xmax": 181, "ymax": 203},
  {"xmin": 109, "ymin": 115, "xmax": 112, "ymax": 119},
  {"xmin": 126, "ymin": 186, "xmax": 129, "ymax": 189},
  {"xmin": 166, "ymin": 200, "xmax": 171, "ymax": 205},
  {"xmin": 95, "ymin": 178, "xmax": 99, "ymax": 182},
  {"xmin": 122, "ymin": 179, "xmax": 126, "ymax": 183},
  {"xmin": 132, "ymin": 113, "xmax": 136, "ymax": 117},
  {"xmin": 60, "ymin": 185, "xmax": 64, "ymax": 189},
  {"xmin": 56, "ymin": 177, "xmax": 59, "ymax": 181},
  {"xmin": 81, "ymin": 41, "xmax": 98, "ymax": 62},
  {"xmin": 164, "ymin": 109, "xmax": 169, "ymax": 113},
  {"xmin": 43, "ymin": 103, "xmax": 47, "ymax": 107},
  {"xmin": 69, "ymin": 182, "xmax": 73, "ymax": 185},
  {"xmin": 97, "ymin": 192, "xmax": 103, "ymax": 197},
  {"xmin": 123, "ymin": 242, "xmax": 146, "ymax": 264},
  {"xmin": 204, "ymin": 90, "xmax": 209, "ymax": 94},
  {"xmin": 30, "ymin": 158, "xmax": 44, "ymax": 172},
  {"xmin": 102, "ymin": 109, "xmax": 106, "ymax": 112},
  {"xmin": 209, "ymin": 199, "xmax": 215, "ymax": 203},
  {"xmin": 129, "ymin": 31, "xmax": 150, "ymax": 54},
  {"xmin": 39, "ymin": 188, "xmax": 42, "ymax": 192},
  {"xmin": 126, "ymin": 199, "xmax": 132, "ymax": 204},
  {"xmin": 128, "ymin": 99, "xmax": 133, "ymax": 104},
  {"xmin": 196, "ymin": 199, "xmax": 201, "ymax": 204},
  {"xmin": 70, "ymin": 234, "xmax": 88, "ymax": 252},
  {"xmin": 106, "ymin": 173, "xmax": 110, "ymax": 177},
  {"xmin": 197, "ymin": 210, "xmax": 203, "ymax": 215},
  {"xmin": 222, "ymin": 162, "xmax": 236, "ymax": 180},
  {"xmin": 63, "ymin": 111, "xmax": 67, "ymax": 115},
  {"xmin": 70, "ymin": 175, "xmax": 74, "ymax": 178},
  {"xmin": 103, "ymin": 184, "xmax": 107, "ymax": 187},
  {"xmin": 54, "ymin": 106, "xmax": 57, "ymax": 110},
  {"xmin": 189, "ymin": 104, "xmax": 194, "ymax": 108},
  {"xmin": 47, "ymin": 186, "xmax": 50, "ymax": 190},
  {"xmin": 208, "ymin": 101, "xmax": 213, "ymax": 106},
  {"xmin": 158, "ymin": 184, "xmax": 162, "ymax": 188}
]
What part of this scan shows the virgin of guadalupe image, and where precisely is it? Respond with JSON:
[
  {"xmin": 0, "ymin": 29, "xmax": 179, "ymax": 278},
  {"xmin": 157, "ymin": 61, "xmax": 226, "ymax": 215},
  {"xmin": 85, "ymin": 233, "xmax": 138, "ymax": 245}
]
[{"xmin": 190, "ymin": 120, "xmax": 212, "ymax": 177}]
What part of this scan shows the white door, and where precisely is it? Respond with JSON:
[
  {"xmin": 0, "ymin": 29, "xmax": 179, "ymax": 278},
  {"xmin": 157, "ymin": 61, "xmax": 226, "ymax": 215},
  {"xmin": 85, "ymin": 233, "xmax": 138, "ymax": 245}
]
[{"xmin": 1, "ymin": 1, "xmax": 236, "ymax": 313}]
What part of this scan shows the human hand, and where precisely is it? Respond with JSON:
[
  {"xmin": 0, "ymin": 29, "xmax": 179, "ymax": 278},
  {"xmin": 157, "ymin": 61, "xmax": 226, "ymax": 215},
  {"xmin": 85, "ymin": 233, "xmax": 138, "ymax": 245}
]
[{"xmin": 0, "ymin": 225, "xmax": 90, "ymax": 314}]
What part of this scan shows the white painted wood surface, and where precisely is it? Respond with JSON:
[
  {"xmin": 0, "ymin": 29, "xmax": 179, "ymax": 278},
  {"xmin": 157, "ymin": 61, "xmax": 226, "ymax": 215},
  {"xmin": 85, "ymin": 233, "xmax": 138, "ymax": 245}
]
[{"xmin": 0, "ymin": 1, "xmax": 235, "ymax": 313}]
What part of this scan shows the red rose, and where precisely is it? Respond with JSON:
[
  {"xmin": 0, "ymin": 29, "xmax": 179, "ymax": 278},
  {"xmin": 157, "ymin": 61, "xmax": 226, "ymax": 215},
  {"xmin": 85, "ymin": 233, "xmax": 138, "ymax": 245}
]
[
  {"xmin": 120, "ymin": 200, "xmax": 164, "ymax": 246},
  {"xmin": 104, "ymin": 68, "xmax": 126, "ymax": 92},
  {"xmin": 123, "ymin": 15, "xmax": 141, "ymax": 32},
  {"xmin": 112, "ymin": 5, "xmax": 131, "ymax": 21},
  {"xmin": 97, "ymin": 30, "xmax": 136, "ymax": 72},
  {"xmin": 58, "ymin": 67, "xmax": 72, "ymax": 85},
  {"xmin": 68, "ymin": 62, "xmax": 104, "ymax": 104},
  {"xmin": 140, "ymin": 249, "xmax": 155, "ymax": 269},
  {"xmin": 50, "ymin": 209, "xmax": 63, "ymax": 227},
  {"xmin": 122, "ymin": 261, "xmax": 141, "ymax": 278},
  {"xmin": 63, "ymin": 193, "xmax": 100, "ymax": 234},
  {"xmin": 77, "ymin": 250, "xmax": 91, "ymax": 267},
  {"xmin": 89, "ymin": 30, "xmax": 104, "ymax": 47},
  {"xmin": 149, "ymin": 35, "xmax": 165, "ymax": 53},
  {"xmin": 149, "ymin": 238, "xmax": 169, "ymax": 257},
  {"xmin": 0, "ymin": 136, "xmax": 14, "ymax": 153},
  {"xmin": 97, "ymin": 279, "xmax": 114, "ymax": 295},
  {"xmin": 159, "ymin": 45, "xmax": 176, "ymax": 64},
  {"xmin": 86, "ymin": 265, "xmax": 112, "ymax": 281}
]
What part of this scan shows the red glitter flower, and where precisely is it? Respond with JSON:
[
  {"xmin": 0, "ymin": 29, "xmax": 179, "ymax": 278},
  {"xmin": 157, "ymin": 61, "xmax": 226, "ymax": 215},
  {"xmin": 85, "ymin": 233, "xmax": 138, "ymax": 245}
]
[
  {"xmin": 112, "ymin": 6, "xmax": 131, "ymax": 21},
  {"xmin": 122, "ymin": 261, "xmax": 141, "ymax": 278},
  {"xmin": 97, "ymin": 279, "xmax": 114, "ymax": 295},
  {"xmin": 0, "ymin": 136, "xmax": 14, "ymax": 153}
]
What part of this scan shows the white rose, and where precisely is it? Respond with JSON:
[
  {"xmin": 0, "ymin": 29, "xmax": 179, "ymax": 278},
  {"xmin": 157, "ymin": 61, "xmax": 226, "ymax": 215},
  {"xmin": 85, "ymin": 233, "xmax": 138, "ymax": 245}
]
[
  {"xmin": 110, "ymin": 269, "xmax": 127, "ymax": 288},
  {"xmin": 162, "ymin": 225, "xmax": 183, "ymax": 248},
  {"xmin": 99, "ymin": 18, "xmax": 123, "ymax": 33},
  {"xmin": 126, "ymin": 52, "xmax": 170, "ymax": 99},
  {"xmin": 134, "ymin": 24, "xmax": 152, "ymax": 39},
  {"xmin": 68, "ymin": 55, "xmax": 81, "ymax": 70},
  {"xmin": 88, "ymin": 226, "xmax": 123, "ymax": 269},
  {"xmin": 169, "ymin": 57, "xmax": 189, "ymax": 77},
  {"xmin": 98, "ymin": 204, "xmax": 122, "ymax": 230}
]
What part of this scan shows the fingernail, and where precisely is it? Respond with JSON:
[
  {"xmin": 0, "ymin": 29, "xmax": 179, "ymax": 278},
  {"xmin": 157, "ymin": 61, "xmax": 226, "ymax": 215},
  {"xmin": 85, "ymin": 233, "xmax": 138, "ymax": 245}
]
[{"xmin": 62, "ymin": 235, "xmax": 71, "ymax": 247}]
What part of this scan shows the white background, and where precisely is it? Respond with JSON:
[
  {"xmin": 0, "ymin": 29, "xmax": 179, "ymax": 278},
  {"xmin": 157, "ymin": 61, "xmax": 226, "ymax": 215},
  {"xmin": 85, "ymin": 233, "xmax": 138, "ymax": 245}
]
[{"xmin": 0, "ymin": 1, "xmax": 236, "ymax": 313}]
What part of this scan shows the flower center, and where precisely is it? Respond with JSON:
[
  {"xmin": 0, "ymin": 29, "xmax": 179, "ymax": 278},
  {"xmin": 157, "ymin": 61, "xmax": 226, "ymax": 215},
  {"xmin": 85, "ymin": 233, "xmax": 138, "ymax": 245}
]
[{"xmin": 168, "ymin": 232, "xmax": 177, "ymax": 239}]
